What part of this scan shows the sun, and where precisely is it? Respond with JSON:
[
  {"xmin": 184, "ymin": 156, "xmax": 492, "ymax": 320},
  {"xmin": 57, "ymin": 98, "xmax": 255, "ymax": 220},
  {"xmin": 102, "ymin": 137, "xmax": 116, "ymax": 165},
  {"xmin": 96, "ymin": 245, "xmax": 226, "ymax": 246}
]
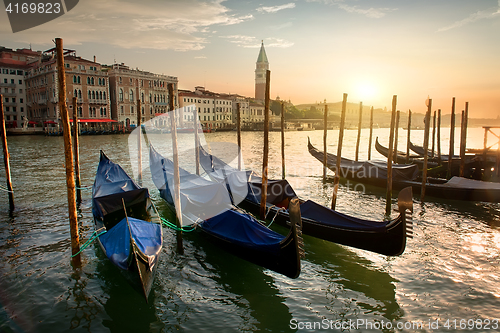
[{"xmin": 354, "ymin": 81, "xmax": 378, "ymax": 102}]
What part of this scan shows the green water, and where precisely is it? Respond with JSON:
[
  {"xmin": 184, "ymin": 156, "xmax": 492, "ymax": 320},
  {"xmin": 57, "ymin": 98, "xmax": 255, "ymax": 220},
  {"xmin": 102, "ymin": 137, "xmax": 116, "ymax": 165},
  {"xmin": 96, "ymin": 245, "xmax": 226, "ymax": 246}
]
[{"xmin": 0, "ymin": 127, "xmax": 499, "ymax": 332}]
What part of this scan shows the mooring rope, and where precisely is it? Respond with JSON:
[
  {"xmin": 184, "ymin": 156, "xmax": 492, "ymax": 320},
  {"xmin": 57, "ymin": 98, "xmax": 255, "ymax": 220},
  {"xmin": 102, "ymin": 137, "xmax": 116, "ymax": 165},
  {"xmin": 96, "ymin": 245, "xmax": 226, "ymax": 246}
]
[
  {"xmin": 71, "ymin": 228, "xmax": 107, "ymax": 258},
  {"xmin": 0, "ymin": 185, "xmax": 13, "ymax": 193},
  {"xmin": 267, "ymin": 207, "xmax": 286, "ymax": 228}
]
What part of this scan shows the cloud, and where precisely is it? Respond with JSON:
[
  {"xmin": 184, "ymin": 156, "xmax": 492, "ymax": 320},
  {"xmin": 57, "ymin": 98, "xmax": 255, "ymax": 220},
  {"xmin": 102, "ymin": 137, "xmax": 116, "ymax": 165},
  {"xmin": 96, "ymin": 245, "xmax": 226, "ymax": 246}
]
[
  {"xmin": 220, "ymin": 35, "xmax": 294, "ymax": 48},
  {"xmin": 257, "ymin": 3, "xmax": 296, "ymax": 13},
  {"xmin": 306, "ymin": 0, "xmax": 395, "ymax": 18},
  {"xmin": 438, "ymin": 3, "xmax": 500, "ymax": 32},
  {"xmin": 0, "ymin": 0, "xmax": 254, "ymax": 51}
]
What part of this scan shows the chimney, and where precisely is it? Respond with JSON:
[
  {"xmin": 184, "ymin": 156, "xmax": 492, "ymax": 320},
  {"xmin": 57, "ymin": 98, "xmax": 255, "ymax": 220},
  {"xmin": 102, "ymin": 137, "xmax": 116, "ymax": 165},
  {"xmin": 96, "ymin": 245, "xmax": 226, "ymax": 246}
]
[{"xmin": 93, "ymin": 55, "xmax": 96, "ymax": 63}]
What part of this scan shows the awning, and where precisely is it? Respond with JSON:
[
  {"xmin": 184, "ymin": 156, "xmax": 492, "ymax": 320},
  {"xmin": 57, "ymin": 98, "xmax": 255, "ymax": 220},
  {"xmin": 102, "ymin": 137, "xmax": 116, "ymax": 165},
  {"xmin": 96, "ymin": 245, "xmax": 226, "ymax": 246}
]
[
  {"xmin": 44, "ymin": 120, "xmax": 58, "ymax": 124},
  {"xmin": 28, "ymin": 121, "xmax": 38, "ymax": 125},
  {"xmin": 69, "ymin": 119, "xmax": 118, "ymax": 123}
]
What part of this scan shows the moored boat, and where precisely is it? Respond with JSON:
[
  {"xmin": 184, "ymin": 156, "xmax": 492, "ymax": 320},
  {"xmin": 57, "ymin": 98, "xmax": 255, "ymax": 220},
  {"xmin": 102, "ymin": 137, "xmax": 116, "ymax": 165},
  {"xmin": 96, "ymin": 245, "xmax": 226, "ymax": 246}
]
[
  {"xmin": 92, "ymin": 151, "xmax": 163, "ymax": 302},
  {"xmin": 149, "ymin": 145, "xmax": 303, "ymax": 279},
  {"xmin": 198, "ymin": 145, "xmax": 414, "ymax": 256}
]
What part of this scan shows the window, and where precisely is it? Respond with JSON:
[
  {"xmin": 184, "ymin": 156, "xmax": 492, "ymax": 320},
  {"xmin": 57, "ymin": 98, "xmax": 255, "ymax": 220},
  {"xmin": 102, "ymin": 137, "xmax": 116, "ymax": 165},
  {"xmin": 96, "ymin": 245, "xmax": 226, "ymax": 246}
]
[
  {"xmin": 1, "ymin": 69, "xmax": 7, "ymax": 74},
  {"xmin": 91, "ymin": 77, "xmax": 94, "ymax": 85},
  {"xmin": 20, "ymin": 98, "xmax": 23, "ymax": 103},
  {"xmin": 131, "ymin": 106, "xmax": 134, "ymax": 114},
  {"xmin": 129, "ymin": 90, "xmax": 134, "ymax": 101},
  {"xmin": 11, "ymin": 79, "xmax": 14, "ymax": 84},
  {"xmin": 10, "ymin": 69, "xmax": 15, "ymax": 74},
  {"xmin": 87, "ymin": 77, "xmax": 90, "ymax": 84},
  {"xmin": 121, "ymin": 106, "xmax": 124, "ymax": 115},
  {"xmin": 119, "ymin": 77, "xmax": 122, "ymax": 84},
  {"xmin": 21, "ymin": 107, "xmax": 24, "ymax": 113},
  {"xmin": 119, "ymin": 89, "xmax": 123, "ymax": 102},
  {"xmin": 103, "ymin": 92, "xmax": 106, "ymax": 100},
  {"xmin": 77, "ymin": 76, "xmax": 81, "ymax": 84},
  {"xmin": 18, "ymin": 80, "xmax": 22, "ymax": 84},
  {"xmin": 73, "ymin": 75, "xmax": 77, "ymax": 83},
  {"xmin": 78, "ymin": 90, "xmax": 82, "ymax": 99}
]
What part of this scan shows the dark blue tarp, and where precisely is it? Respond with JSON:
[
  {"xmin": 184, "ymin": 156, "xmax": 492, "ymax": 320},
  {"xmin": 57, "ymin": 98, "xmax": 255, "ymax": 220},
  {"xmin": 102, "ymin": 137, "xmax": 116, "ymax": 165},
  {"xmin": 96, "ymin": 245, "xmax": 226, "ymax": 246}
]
[
  {"xmin": 299, "ymin": 200, "xmax": 388, "ymax": 231},
  {"xmin": 201, "ymin": 209, "xmax": 284, "ymax": 254},
  {"xmin": 99, "ymin": 217, "xmax": 162, "ymax": 270},
  {"xmin": 199, "ymin": 146, "xmax": 297, "ymax": 205},
  {"xmin": 93, "ymin": 152, "xmax": 150, "ymax": 220}
]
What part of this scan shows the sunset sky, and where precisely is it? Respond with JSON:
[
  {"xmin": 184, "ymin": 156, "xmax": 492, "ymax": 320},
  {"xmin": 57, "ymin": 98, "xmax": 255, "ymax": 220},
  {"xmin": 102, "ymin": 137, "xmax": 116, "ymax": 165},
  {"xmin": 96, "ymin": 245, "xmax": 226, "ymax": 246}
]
[{"xmin": 1, "ymin": 0, "xmax": 499, "ymax": 117}]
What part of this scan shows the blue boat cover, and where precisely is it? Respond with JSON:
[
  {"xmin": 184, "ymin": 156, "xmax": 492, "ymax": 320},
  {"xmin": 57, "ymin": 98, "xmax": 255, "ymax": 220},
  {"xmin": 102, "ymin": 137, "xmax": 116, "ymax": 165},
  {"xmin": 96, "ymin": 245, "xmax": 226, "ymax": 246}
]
[
  {"xmin": 93, "ymin": 152, "xmax": 150, "ymax": 219},
  {"xmin": 299, "ymin": 200, "xmax": 388, "ymax": 231},
  {"xmin": 198, "ymin": 146, "xmax": 297, "ymax": 205},
  {"xmin": 201, "ymin": 209, "xmax": 284, "ymax": 254},
  {"xmin": 99, "ymin": 217, "xmax": 162, "ymax": 270}
]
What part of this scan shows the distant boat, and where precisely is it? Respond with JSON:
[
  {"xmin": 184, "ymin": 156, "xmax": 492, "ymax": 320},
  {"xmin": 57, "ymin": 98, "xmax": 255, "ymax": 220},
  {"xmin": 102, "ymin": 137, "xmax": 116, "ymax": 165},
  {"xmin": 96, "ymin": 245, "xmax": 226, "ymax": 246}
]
[{"xmin": 308, "ymin": 138, "xmax": 500, "ymax": 202}]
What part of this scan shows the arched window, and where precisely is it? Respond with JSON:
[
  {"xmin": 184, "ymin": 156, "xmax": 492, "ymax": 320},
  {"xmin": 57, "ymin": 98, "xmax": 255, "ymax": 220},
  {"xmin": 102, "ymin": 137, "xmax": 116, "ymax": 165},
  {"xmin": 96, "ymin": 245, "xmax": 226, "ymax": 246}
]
[
  {"xmin": 103, "ymin": 108, "xmax": 106, "ymax": 116},
  {"xmin": 103, "ymin": 92, "xmax": 106, "ymax": 100},
  {"xmin": 73, "ymin": 75, "xmax": 76, "ymax": 83},
  {"xmin": 150, "ymin": 107, "xmax": 153, "ymax": 115},
  {"xmin": 92, "ymin": 91, "xmax": 95, "ymax": 99},
  {"xmin": 87, "ymin": 77, "xmax": 90, "ymax": 84},
  {"xmin": 119, "ymin": 89, "xmax": 123, "ymax": 102},
  {"xmin": 99, "ymin": 91, "xmax": 103, "ymax": 100},
  {"xmin": 78, "ymin": 90, "xmax": 82, "ymax": 98},
  {"xmin": 74, "ymin": 89, "xmax": 78, "ymax": 96},
  {"xmin": 142, "ymin": 107, "xmax": 144, "ymax": 115},
  {"xmin": 91, "ymin": 77, "xmax": 94, "ymax": 85},
  {"xmin": 88, "ymin": 91, "xmax": 91, "ymax": 99},
  {"xmin": 77, "ymin": 76, "xmax": 81, "ymax": 84},
  {"xmin": 141, "ymin": 92, "xmax": 144, "ymax": 103},
  {"xmin": 149, "ymin": 93, "xmax": 152, "ymax": 103},
  {"xmin": 129, "ymin": 90, "xmax": 134, "ymax": 101}
]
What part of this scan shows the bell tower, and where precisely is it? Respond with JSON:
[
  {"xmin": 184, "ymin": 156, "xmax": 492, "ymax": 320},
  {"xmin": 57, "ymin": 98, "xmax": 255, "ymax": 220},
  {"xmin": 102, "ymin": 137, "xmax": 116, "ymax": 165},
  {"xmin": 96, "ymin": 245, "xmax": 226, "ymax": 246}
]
[{"xmin": 255, "ymin": 41, "xmax": 269, "ymax": 101}]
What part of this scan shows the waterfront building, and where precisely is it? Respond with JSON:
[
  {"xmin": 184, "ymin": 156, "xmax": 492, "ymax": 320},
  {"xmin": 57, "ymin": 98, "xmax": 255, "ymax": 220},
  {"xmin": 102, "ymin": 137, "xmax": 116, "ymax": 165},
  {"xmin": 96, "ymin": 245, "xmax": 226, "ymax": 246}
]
[
  {"xmin": 255, "ymin": 41, "xmax": 269, "ymax": 101},
  {"xmin": 107, "ymin": 63, "xmax": 178, "ymax": 127},
  {"xmin": 0, "ymin": 47, "xmax": 39, "ymax": 128},
  {"xmin": 179, "ymin": 86, "xmax": 233, "ymax": 130},
  {"xmin": 24, "ymin": 48, "xmax": 111, "ymax": 131}
]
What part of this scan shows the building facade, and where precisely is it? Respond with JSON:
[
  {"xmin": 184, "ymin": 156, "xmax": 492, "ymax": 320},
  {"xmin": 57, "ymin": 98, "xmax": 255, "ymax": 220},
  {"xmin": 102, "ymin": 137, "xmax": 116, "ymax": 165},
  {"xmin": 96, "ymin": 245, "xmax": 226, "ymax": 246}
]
[
  {"xmin": 0, "ymin": 47, "xmax": 40, "ymax": 128},
  {"xmin": 179, "ymin": 86, "xmax": 233, "ymax": 130},
  {"xmin": 24, "ymin": 48, "xmax": 111, "ymax": 129},
  {"xmin": 107, "ymin": 63, "xmax": 178, "ymax": 127}
]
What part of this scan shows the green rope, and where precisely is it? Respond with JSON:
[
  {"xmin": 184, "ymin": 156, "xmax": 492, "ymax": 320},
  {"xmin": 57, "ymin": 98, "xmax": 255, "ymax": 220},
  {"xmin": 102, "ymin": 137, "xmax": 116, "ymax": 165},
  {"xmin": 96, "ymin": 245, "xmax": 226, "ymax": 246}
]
[
  {"xmin": 0, "ymin": 184, "xmax": 13, "ymax": 193},
  {"xmin": 71, "ymin": 229, "xmax": 107, "ymax": 258},
  {"xmin": 160, "ymin": 217, "xmax": 195, "ymax": 232},
  {"xmin": 75, "ymin": 186, "xmax": 92, "ymax": 191}
]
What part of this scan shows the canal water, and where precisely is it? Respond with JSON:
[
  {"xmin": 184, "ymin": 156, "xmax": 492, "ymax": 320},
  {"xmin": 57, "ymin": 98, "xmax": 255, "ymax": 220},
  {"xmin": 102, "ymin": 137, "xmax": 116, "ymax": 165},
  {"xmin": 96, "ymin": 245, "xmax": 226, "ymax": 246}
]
[{"xmin": 0, "ymin": 127, "xmax": 499, "ymax": 332}]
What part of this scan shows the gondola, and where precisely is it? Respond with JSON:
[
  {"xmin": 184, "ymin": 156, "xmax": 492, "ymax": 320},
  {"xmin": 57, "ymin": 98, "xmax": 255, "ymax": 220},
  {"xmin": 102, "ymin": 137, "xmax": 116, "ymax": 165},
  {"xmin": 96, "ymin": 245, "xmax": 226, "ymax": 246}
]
[
  {"xmin": 198, "ymin": 145, "xmax": 414, "ymax": 256},
  {"xmin": 149, "ymin": 145, "xmax": 302, "ymax": 279},
  {"xmin": 375, "ymin": 137, "xmax": 431, "ymax": 166},
  {"xmin": 308, "ymin": 139, "xmax": 500, "ymax": 202},
  {"xmin": 92, "ymin": 151, "xmax": 163, "ymax": 302}
]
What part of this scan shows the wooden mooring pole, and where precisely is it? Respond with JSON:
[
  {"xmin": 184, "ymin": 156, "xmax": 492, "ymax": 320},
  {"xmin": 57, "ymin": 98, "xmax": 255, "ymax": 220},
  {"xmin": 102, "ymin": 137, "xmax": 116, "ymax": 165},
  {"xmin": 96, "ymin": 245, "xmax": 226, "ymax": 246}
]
[
  {"xmin": 72, "ymin": 97, "xmax": 81, "ymax": 203},
  {"xmin": 368, "ymin": 106, "xmax": 374, "ymax": 160},
  {"xmin": 323, "ymin": 99, "xmax": 328, "ymax": 179},
  {"xmin": 355, "ymin": 102, "xmax": 362, "ymax": 162},
  {"xmin": 393, "ymin": 110, "xmax": 400, "ymax": 163},
  {"xmin": 331, "ymin": 93, "xmax": 347, "ymax": 210},
  {"xmin": 0, "ymin": 95, "xmax": 14, "ymax": 211},
  {"xmin": 421, "ymin": 98, "xmax": 432, "ymax": 201},
  {"xmin": 281, "ymin": 102, "xmax": 286, "ymax": 180},
  {"xmin": 237, "ymin": 103, "xmax": 241, "ymax": 171},
  {"xmin": 137, "ymin": 98, "xmax": 142, "ymax": 185},
  {"xmin": 431, "ymin": 111, "xmax": 436, "ymax": 158},
  {"xmin": 260, "ymin": 70, "xmax": 271, "ymax": 219},
  {"xmin": 168, "ymin": 83, "xmax": 183, "ymax": 254},
  {"xmin": 194, "ymin": 106, "xmax": 200, "ymax": 175},
  {"xmin": 385, "ymin": 96, "xmax": 397, "ymax": 216},
  {"xmin": 459, "ymin": 102, "xmax": 469, "ymax": 177},
  {"xmin": 437, "ymin": 109, "xmax": 442, "ymax": 165},
  {"xmin": 56, "ymin": 38, "xmax": 80, "ymax": 261},
  {"xmin": 447, "ymin": 97, "xmax": 456, "ymax": 179},
  {"xmin": 406, "ymin": 110, "xmax": 412, "ymax": 164}
]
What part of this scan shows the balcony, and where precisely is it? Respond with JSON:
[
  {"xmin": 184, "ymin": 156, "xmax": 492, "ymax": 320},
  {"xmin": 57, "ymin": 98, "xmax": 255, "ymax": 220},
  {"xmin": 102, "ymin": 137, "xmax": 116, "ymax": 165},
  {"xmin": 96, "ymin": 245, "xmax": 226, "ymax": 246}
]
[{"xmin": 0, "ymin": 82, "xmax": 16, "ymax": 88}]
